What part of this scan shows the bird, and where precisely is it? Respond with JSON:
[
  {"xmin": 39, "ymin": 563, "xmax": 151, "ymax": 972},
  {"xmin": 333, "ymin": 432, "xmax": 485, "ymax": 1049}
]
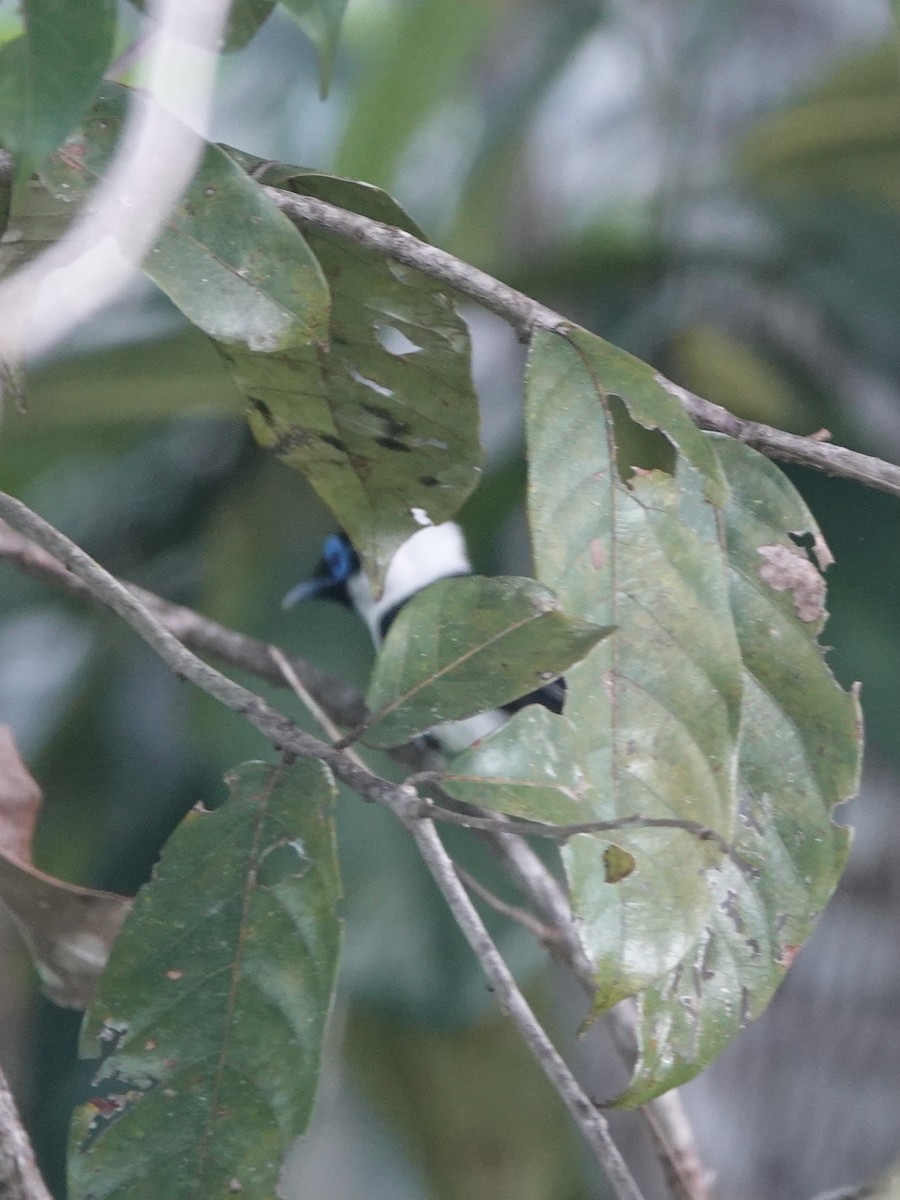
[{"xmin": 283, "ymin": 522, "xmax": 565, "ymax": 751}]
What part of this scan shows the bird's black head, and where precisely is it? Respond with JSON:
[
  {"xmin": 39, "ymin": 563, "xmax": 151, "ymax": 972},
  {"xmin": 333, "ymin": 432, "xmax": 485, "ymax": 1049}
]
[{"xmin": 282, "ymin": 533, "xmax": 361, "ymax": 610}]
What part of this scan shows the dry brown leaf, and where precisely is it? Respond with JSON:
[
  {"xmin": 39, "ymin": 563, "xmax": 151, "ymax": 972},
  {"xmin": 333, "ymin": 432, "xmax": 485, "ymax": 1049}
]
[{"xmin": 0, "ymin": 726, "xmax": 130, "ymax": 1009}]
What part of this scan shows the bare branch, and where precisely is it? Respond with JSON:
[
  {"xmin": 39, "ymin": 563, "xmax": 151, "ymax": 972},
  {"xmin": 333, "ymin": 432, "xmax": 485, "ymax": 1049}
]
[
  {"xmin": 267, "ymin": 186, "xmax": 900, "ymax": 502},
  {"xmin": 0, "ymin": 1063, "xmax": 53, "ymax": 1200}
]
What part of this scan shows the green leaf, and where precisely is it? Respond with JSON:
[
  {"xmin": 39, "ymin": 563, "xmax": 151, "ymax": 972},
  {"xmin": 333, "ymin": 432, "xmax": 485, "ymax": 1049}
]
[
  {"xmin": 39, "ymin": 84, "xmax": 330, "ymax": 355},
  {"xmin": 441, "ymin": 706, "xmax": 585, "ymax": 823},
  {"xmin": 565, "ymin": 326, "xmax": 727, "ymax": 506},
  {"xmin": 68, "ymin": 759, "xmax": 342, "ymax": 1200},
  {"xmin": 222, "ymin": 155, "xmax": 483, "ymax": 586},
  {"xmin": 364, "ymin": 575, "xmax": 610, "ymax": 749},
  {"xmin": 611, "ymin": 438, "xmax": 860, "ymax": 1107},
  {"xmin": 0, "ymin": 1, "xmax": 116, "ymax": 173},
  {"xmin": 280, "ymin": 0, "xmax": 348, "ymax": 95},
  {"xmin": 335, "ymin": 0, "xmax": 498, "ymax": 184},
  {"xmin": 443, "ymin": 327, "xmax": 745, "ymax": 1008}
]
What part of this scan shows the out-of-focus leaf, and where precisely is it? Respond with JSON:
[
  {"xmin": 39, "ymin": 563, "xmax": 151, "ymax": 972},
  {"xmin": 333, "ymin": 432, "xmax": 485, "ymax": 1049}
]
[
  {"xmin": 0, "ymin": 725, "xmax": 130, "ymax": 1009},
  {"xmin": 127, "ymin": 0, "xmax": 277, "ymax": 53},
  {"xmin": 223, "ymin": 154, "xmax": 482, "ymax": 586},
  {"xmin": 741, "ymin": 42, "xmax": 900, "ymax": 207},
  {"xmin": 668, "ymin": 323, "xmax": 808, "ymax": 427},
  {"xmin": 364, "ymin": 576, "xmax": 610, "ymax": 748},
  {"xmin": 69, "ymin": 759, "xmax": 342, "ymax": 1200},
  {"xmin": 335, "ymin": 0, "xmax": 497, "ymax": 186},
  {"xmin": 346, "ymin": 1001, "xmax": 586, "ymax": 1200},
  {"xmin": 220, "ymin": 0, "xmax": 278, "ymax": 50},
  {"xmin": 612, "ymin": 438, "xmax": 859, "ymax": 1106},
  {"xmin": 0, "ymin": 1, "xmax": 115, "ymax": 174},
  {"xmin": 280, "ymin": 0, "xmax": 348, "ymax": 95},
  {"xmin": 444, "ymin": 328, "xmax": 744, "ymax": 1008}
]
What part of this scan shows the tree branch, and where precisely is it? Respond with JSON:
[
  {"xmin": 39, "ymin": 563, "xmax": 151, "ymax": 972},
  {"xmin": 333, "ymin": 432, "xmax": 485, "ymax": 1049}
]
[
  {"xmin": 0, "ymin": 1063, "xmax": 53, "ymax": 1200},
  {"xmin": 0, "ymin": 490, "xmax": 649, "ymax": 1198},
  {"xmin": 266, "ymin": 186, "xmax": 900, "ymax": 502},
  {"xmin": 0, "ymin": 521, "xmax": 366, "ymax": 727}
]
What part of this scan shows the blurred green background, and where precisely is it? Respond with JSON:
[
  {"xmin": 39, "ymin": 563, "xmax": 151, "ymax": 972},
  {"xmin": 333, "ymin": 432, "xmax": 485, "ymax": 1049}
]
[{"xmin": 1, "ymin": 2, "xmax": 898, "ymax": 1198}]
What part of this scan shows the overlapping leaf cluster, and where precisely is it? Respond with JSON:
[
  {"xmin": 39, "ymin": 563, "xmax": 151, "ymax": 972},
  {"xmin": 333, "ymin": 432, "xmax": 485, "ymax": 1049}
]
[
  {"xmin": 440, "ymin": 328, "xmax": 860, "ymax": 1102},
  {"xmin": 7, "ymin": 60, "xmax": 863, "ymax": 1198}
]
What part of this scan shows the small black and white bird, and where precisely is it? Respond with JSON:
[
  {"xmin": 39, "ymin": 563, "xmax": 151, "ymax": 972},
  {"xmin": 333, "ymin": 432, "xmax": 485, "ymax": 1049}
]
[{"xmin": 283, "ymin": 522, "xmax": 565, "ymax": 750}]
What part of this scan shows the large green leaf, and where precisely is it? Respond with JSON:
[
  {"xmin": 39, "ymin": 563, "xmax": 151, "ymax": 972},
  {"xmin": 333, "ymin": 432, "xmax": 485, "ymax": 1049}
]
[
  {"xmin": 444, "ymin": 328, "xmax": 744, "ymax": 1007},
  {"xmin": 611, "ymin": 438, "xmax": 859, "ymax": 1106},
  {"xmin": 0, "ymin": 0, "xmax": 115, "ymax": 174},
  {"xmin": 223, "ymin": 155, "xmax": 483, "ymax": 585},
  {"xmin": 364, "ymin": 575, "xmax": 611, "ymax": 748},
  {"xmin": 39, "ymin": 84, "xmax": 330, "ymax": 355},
  {"xmin": 68, "ymin": 759, "xmax": 342, "ymax": 1200}
]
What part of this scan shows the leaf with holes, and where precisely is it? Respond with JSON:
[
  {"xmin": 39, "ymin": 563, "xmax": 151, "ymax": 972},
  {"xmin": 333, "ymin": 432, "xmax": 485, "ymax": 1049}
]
[
  {"xmin": 443, "ymin": 327, "xmax": 745, "ymax": 1009},
  {"xmin": 222, "ymin": 152, "xmax": 483, "ymax": 586},
  {"xmin": 364, "ymin": 575, "xmax": 610, "ymax": 748},
  {"xmin": 610, "ymin": 438, "xmax": 859, "ymax": 1106},
  {"xmin": 68, "ymin": 759, "xmax": 341, "ymax": 1200}
]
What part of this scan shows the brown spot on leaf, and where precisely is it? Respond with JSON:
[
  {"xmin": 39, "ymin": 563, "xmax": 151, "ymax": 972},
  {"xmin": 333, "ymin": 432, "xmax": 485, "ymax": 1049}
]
[
  {"xmin": 589, "ymin": 538, "xmax": 604, "ymax": 569},
  {"xmin": 757, "ymin": 544, "xmax": 826, "ymax": 623}
]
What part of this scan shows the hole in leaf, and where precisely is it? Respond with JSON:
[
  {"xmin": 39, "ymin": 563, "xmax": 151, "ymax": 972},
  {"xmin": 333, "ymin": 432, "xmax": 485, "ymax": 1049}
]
[
  {"xmin": 788, "ymin": 528, "xmax": 834, "ymax": 571},
  {"xmin": 374, "ymin": 323, "xmax": 423, "ymax": 356},
  {"xmin": 607, "ymin": 394, "xmax": 676, "ymax": 483},
  {"xmin": 257, "ymin": 840, "xmax": 310, "ymax": 886},
  {"xmin": 349, "ymin": 368, "xmax": 394, "ymax": 398}
]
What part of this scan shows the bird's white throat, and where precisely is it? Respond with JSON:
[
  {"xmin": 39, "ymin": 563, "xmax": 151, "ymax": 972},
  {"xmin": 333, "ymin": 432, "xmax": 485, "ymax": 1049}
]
[{"xmin": 347, "ymin": 522, "xmax": 473, "ymax": 644}]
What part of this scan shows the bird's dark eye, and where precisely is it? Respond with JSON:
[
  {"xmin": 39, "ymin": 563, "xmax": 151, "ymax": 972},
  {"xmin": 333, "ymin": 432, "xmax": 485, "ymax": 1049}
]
[{"xmin": 323, "ymin": 534, "xmax": 355, "ymax": 582}]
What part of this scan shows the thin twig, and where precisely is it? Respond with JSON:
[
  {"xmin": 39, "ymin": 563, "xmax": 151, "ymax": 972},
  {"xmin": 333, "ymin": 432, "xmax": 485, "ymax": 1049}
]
[
  {"xmin": 268, "ymin": 644, "xmax": 371, "ymax": 775},
  {"xmin": 454, "ymin": 862, "xmax": 563, "ymax": 947},
  {"xmin": 415, "ymin": 797, "xmax": 734, "ymax": 856},
  {"xmin": 0, "ymin": 521, "xmax": 367, "ymax": 728},
  {"xmin": 266, "ymin": 186, "xmax": 900, "ymax": 502},
  {"xmin": 406, "ymin": 816, "xmax": 646, "ymax": 1200},
  {"xmin": 0, "ymin": 1063, "xmax": 53, "ymax": 1200},
  {"xmin": 0, "ymin": 490, "xmax": 646, "ymax": 1197}
]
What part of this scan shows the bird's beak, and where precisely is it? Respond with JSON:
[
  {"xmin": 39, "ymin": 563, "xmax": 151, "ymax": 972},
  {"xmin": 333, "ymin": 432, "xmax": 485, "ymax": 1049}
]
[{"xmin": 281, "ymin": 574, "xmax": 334, "ymax": 610}]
